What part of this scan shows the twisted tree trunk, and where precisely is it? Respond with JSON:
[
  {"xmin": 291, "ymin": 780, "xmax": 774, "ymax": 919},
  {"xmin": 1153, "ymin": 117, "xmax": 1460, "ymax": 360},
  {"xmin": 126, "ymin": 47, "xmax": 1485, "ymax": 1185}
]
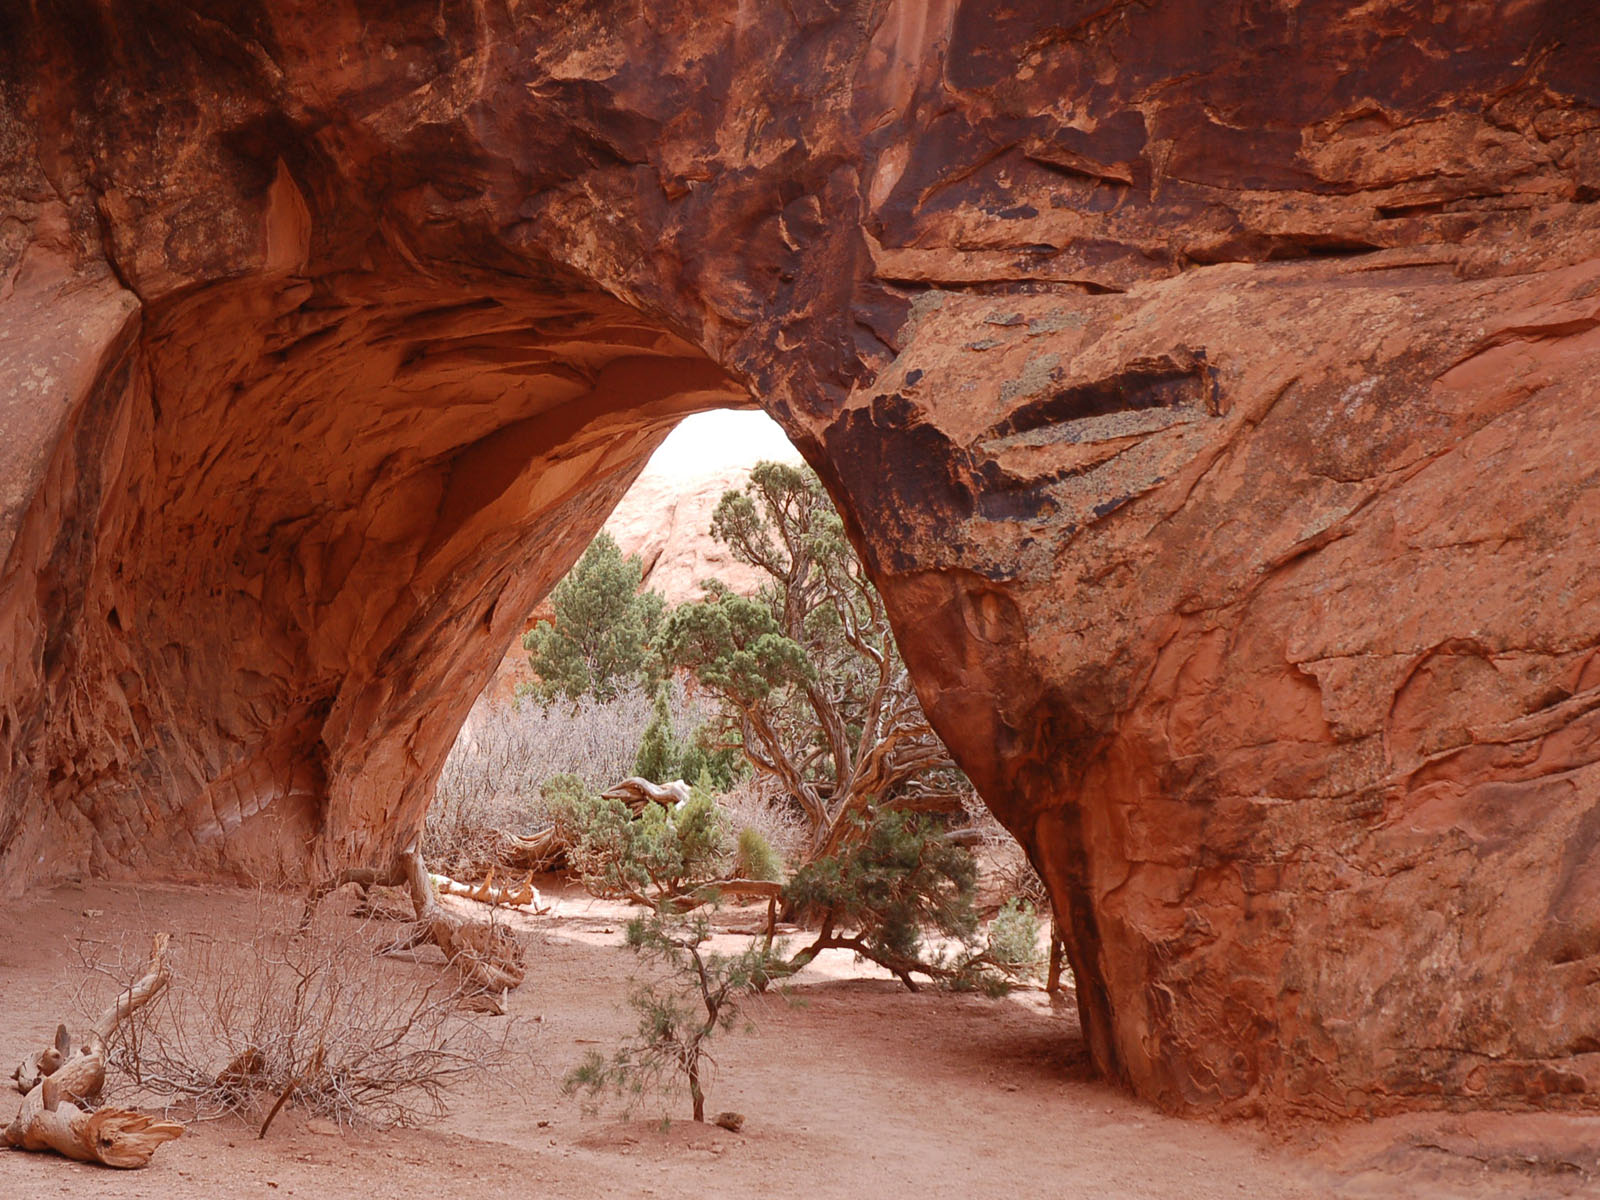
[
  {"xmin": 302, "ymin": 847, "xmax": 528, "ymax": 994},
  {"xmin": 398, "ymin": 849, "xmax": 527, "ymax": 993}
]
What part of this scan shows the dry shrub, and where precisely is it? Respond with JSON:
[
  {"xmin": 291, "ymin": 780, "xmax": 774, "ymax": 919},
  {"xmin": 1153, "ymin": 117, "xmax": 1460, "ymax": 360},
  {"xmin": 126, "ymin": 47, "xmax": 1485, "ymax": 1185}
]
[
  {"xmin": 958, "ymin": 792, "xmax": 1049, "ymax": 910},
  {"xmin": 717, "ymin": 774, "xmax": 807, "ymax": 872},
  {"xmin": 425, "ymin": 683, "xmax": 714, "ymax": 874},
  {"xmin": 76, "ymin": 902, "xmax": 516, "ymax": 1130},
  {"xmin": 958, "ymin": 790, "xmax": 1014, "ymax": 848},
  {"xmin": 990, "ymin": 850, "xmax": 1049, "ymax": 910}
]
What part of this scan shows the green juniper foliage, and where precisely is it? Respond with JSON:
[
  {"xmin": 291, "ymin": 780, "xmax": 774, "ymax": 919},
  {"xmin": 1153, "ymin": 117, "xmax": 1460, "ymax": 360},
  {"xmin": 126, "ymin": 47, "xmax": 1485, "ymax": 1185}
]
[
  {"xmin": 540, "ymin": 771, "xmax": 598, "ymax": 832},
  {"xmin": 522, "ymin": 532, "xmax": 664, "ymax": 704},
  {"xmin": 548, "ymin": 778, "xmax": 729, "ymax": 906},
  {"xmin": 984, "ymin": 898, "xmax": 1045, "ymax": 982},
  {"xmin": 632, "ymin": 684, "xmax": 682, "ymax": 784},
  {"xmin": 676, "ymin": 724, "xmax": 745, "ymax": 791},
  {"xmin": 563, "ymin": 915, "xmax": 788, "ymax": 1122},
  {"xmin": 655, "ymin": 462, "xmax": 965, "ymax": 863},
  {"xmin": 781, "ymin": 810, "xmax": 1038, "ymax": 994}
]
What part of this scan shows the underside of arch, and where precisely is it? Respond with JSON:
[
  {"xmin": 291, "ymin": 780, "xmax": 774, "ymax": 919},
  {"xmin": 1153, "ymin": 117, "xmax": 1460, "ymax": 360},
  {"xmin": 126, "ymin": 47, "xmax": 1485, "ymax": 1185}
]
[
  {"xmin": 1, "ymin": 253, "xmax": 750, "ymax": 884},
  {"xmin": 4, "ymin": 0, "xmax": 1600, "ymax": 1120}
]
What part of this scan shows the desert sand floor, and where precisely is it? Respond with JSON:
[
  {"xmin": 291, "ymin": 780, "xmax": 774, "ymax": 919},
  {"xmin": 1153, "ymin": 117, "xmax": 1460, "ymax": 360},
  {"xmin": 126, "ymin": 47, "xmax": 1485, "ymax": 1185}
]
[{"xmin": 4, "ymin": 880, "xmax": 1599, "ymax": 1200}]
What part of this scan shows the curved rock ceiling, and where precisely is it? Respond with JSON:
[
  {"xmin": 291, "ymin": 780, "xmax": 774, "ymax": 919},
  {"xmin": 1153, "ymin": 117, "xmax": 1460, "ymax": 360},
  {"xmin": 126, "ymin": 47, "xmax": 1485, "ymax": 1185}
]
[{"xmin": 2, "ymin": 1, "xmax": 1598, "ymax": 1117}]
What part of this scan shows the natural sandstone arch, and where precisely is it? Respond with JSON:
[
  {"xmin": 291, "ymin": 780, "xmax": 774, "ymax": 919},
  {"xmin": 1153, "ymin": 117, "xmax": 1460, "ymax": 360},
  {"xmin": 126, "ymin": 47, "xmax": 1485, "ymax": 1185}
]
[
  {"xmin": 3, "ymin": 0, "xmax": 1600, "ymax": 1120},
  {"xmin": 0, "ymin": 250, "xmax": 750, "ymax": 885}
]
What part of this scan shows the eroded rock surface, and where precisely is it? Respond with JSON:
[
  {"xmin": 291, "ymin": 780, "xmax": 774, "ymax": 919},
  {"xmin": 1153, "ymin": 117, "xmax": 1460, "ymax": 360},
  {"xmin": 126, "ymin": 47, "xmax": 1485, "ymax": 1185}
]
[{"xmin": 2, "ymin": 1, "xmax": 1597, "ymax": 1117}]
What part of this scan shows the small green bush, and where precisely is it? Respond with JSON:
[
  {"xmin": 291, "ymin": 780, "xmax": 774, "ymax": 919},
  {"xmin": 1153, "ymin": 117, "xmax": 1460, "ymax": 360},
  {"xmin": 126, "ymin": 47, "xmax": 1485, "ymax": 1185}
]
[
  {"xmin": 734, "ymin": 827, "xmax": 783, "ymax": 882},
  {"xmin": 563, "ymin": 915, "xmax": 789, "ymax": 1122},
  {"xmin": 541, "ymin": 771, "xmax": 596, "ymax": 809},
  {"xmin": 979, "ymin": 899, "xmax": 1044, "ymax": 991},
  {"xmin": 550, "ymin": 780, "xmax": 729, "ymax": 905}
]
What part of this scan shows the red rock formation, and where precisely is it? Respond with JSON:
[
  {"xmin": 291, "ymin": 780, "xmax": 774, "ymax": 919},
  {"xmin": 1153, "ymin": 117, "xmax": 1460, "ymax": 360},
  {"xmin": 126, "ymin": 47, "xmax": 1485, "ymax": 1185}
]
[
  {"xmin": 609, "ymin": 463, "xmax": 775, "ymax": 608},
  {"xmin": 2, "ymin": 1, "xmax": 1597, "ymax": 1117}
]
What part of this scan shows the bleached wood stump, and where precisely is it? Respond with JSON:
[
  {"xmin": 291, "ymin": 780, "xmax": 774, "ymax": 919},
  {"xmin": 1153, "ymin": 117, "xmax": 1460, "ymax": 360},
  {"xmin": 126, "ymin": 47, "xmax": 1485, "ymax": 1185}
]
[{"xmin": 4, "ymin": 933, "xmax": 183, "ymax": 1168}]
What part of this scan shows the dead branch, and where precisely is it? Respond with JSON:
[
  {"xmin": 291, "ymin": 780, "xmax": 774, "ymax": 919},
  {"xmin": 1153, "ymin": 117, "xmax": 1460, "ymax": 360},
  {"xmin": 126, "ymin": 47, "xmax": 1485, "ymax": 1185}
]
[
  {"xmin": 497, "ymin": 825, "xmax": 566, "ymax": 871},
  {"xmin": 602, "ymin": 776, "xmax": 690, "ymax": 811},
  {"xmin": 399, "ymin": 849, "xmax": 527, "ymax": 993},
  {"xmin": 303, "ymin": 848, "xmax": 529, "ymax": 995},
  {"xmin": 5, "ymin": 934, "xmax": 182, "ymax": 1168},
  {"xmin": 428, "ymin": 866, "xmax": 549, "ymax": 912}
]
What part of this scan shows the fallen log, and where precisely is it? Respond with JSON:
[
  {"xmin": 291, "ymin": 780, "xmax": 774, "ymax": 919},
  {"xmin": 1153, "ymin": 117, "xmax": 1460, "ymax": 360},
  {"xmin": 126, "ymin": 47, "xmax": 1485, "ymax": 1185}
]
[
  {"xmin": 303, "ymin": 847, "xmax": 528, "ymax": 995},
  {"xmin": 428, "ymin": 866, "xmax": 550, "ymax": 913},
  {"xmin": 5, "ymin": 934, "xmax": 183, "ymax": 1168}
]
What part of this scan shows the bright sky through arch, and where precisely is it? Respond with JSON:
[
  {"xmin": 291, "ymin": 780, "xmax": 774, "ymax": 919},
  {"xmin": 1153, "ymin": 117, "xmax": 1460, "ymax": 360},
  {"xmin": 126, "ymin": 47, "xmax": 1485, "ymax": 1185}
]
[{"xmin": 644, "ymin": 409, "xmax": 803, "ymax": 478}]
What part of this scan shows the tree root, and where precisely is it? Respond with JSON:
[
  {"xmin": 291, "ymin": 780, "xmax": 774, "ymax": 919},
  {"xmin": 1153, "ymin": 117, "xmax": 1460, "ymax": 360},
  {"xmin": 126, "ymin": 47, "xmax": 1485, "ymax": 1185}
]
[{"xmin": 400, "ymin": 849, "xmax": 528, "ymax": 992}]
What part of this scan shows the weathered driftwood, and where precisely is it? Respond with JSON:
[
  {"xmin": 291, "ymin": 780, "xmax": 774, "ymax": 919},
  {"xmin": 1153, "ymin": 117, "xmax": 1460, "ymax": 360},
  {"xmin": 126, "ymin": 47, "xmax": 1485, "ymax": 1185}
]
[
  {"xmin": 401, "ymin": 849, "xmax": 527, "ymax": 992},
  {"xmin": 429, "ymin": 866, "xmax": 549, "ymax": 913},
  {"xmin": 304, "ymin": 848, "xmax": 528, "ymax": 995},
  {"xmin": 4, "ymin": 933, "xmax": 183, "ymax": 1168},
  {"xmin": 497, "ymin": 825, "xmax": 566, "ymax": 871},
  {"xmin": 603, "ymin": 776, "xmax": 691, "ymax": 811}
]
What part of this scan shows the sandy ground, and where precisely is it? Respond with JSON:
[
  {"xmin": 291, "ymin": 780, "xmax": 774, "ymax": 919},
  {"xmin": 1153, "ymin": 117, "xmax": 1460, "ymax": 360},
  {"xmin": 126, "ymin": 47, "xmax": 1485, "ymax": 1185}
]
[{"xmin": 4, "ymin": 880, "xmax": 1600, "ymax": 1200}]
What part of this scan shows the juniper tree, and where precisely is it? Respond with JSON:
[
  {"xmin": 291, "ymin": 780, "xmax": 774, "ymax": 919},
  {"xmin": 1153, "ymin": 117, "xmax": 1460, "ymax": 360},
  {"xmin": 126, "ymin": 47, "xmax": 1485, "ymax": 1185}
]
[
  {"xmin": 654, "ymin": 462, "xmax": 962, "ymax": 863},
  {"xmin": 632, "ymin": 684, "xmax": 681, "ymax": 783},
  {"xmin": 522, "ymin": 532, "xmax": 664, "ymax": 704},
  {"xmin": 563, "ymin": 914, "xmax": 787, "ymax": 1122},
  {"xmin": 782, "ymin": 810, "xmax": 1043, "ymax": 994}
]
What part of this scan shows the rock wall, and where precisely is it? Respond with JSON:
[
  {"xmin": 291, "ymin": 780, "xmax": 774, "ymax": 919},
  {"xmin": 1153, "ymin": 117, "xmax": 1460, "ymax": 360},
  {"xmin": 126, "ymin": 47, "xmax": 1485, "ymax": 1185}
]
[{"xmin": 2, "ymin": 1, "xmax": 1597, "ymax": 1116}]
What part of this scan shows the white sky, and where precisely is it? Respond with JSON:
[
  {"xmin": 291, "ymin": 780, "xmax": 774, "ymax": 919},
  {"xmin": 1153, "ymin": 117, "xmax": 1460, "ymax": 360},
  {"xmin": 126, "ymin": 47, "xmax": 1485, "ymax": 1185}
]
[{"xmin": 644, "ymin": 409, "xmax": 803, "ymax": 478}]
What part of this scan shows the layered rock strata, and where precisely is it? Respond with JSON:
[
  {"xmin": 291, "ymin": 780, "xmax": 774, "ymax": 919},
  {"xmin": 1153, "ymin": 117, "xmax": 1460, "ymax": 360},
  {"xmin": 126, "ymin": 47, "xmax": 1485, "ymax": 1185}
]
[{"xmin": 2, "ymin": 1, "xmax": 1597, "ymax": 1116}]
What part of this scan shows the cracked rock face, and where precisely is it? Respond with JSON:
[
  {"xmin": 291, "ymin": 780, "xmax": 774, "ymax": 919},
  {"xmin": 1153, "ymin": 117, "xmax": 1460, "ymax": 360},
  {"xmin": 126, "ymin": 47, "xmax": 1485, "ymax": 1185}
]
[{"xmin": 2, "ymin": 1, "xmax": 1598, "ymax": 1116}]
